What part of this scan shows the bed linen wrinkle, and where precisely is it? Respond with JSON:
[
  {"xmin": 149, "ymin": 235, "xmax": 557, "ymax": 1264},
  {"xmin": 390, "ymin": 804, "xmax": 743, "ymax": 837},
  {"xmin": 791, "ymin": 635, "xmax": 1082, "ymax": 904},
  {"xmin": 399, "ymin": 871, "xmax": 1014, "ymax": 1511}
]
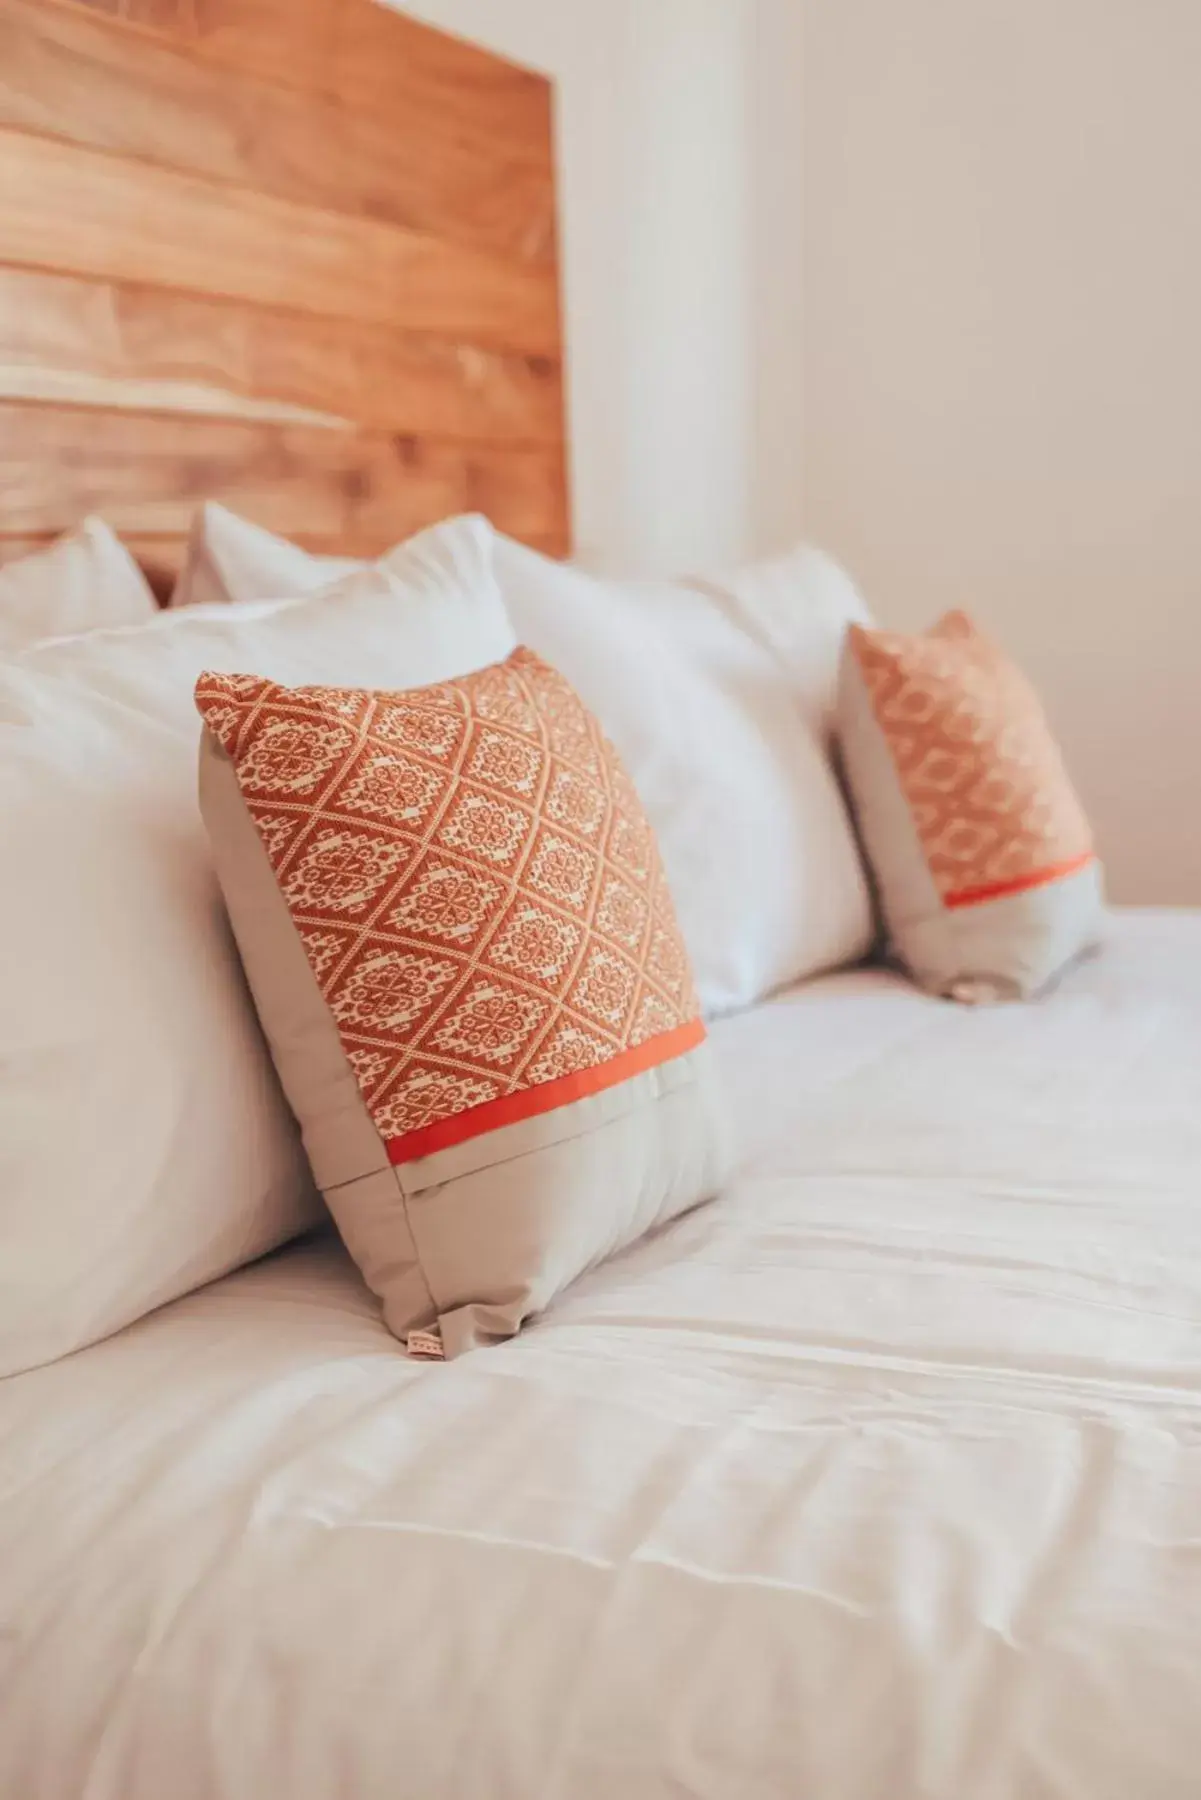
[{"xmin": 3, "ymin": 912, "xmax": 1201, "ymax": 1797}]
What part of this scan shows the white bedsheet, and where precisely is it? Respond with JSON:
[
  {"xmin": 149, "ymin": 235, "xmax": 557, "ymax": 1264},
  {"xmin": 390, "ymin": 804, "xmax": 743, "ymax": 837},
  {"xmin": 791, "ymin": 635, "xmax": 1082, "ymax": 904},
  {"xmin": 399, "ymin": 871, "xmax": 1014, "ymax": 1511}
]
[{"xmin": 3, "ymin": 909, "xmax": 1201, "ymax": 1800}]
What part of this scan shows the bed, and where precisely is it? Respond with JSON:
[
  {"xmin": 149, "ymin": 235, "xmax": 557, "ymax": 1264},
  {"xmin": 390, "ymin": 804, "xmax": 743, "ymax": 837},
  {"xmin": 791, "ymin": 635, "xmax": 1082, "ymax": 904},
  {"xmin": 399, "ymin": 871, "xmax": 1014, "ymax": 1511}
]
[
  {"xmin": 3, "ymin": 6, "xmax": 1201, "ymax": 1799},
  {"xmin": 3, "ymin": 911, "xmax": 1201, "ymax": 1797}
]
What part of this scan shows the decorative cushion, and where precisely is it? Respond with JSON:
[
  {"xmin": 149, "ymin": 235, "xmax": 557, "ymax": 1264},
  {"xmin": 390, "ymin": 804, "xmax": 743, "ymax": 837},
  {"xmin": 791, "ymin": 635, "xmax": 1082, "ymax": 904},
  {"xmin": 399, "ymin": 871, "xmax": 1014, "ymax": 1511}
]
[
  {"xmin": 195, "ymin": 648, "xmax": 731, "ymax": 1357},
  {"xmin": 837, "ymin": 610, "xmax": 1105, "ymax": 1000},
  {"xmin": 0, "ymin": 517, "xmax": 157, "ymax": 653}
]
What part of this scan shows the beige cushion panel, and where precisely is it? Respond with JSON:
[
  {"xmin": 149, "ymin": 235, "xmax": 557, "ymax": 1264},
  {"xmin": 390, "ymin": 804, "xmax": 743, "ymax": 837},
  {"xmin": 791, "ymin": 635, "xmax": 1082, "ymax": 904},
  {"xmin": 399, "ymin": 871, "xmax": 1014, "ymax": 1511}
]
[
  {"xmin": 304, "ymin": 1045, "xmax": 730, "ymax": 1357},
  {"xmin": 399, "ymin": 1045, "xmax": 728, "ymax": 1356},
  {"xmin": 200, "ymin": 733, "xmax": 434, "ymax": 1332}
]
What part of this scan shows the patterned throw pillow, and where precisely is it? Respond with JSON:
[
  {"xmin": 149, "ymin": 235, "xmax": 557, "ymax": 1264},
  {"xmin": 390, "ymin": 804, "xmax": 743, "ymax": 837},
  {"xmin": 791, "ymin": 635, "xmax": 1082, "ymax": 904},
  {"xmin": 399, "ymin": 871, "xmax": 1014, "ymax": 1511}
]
[
  {"xmin": 837, "ymin": 611, "xmax": 1104, "ymax": 1000},
  {"xmin": 195, "ymin": 647, "xmax": 731, "ymax": 1356}
]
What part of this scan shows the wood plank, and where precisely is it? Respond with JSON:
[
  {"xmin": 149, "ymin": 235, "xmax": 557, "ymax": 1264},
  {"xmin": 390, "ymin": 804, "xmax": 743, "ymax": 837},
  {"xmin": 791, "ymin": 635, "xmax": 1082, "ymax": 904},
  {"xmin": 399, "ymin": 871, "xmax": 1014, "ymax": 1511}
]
[
  {"xmin": 0, "ymin": 403, "xmax": 570, "ymax": 550},
  {"xmin": 351, "ymin": 435, "xmax": 570, "ymax": 550},
  {"xmin": 0, "ymin": 0, "xmax": 555, "ymax": 262},
  {"xmin": 0, "ymin": 127, "xmax": 561, "ymax": 356},
  {"xmin": 0, "ymin": 407, "xmax": 358, "ymax": 538},
  {"xmin": 64, "ymin": 0, "xmax": 196, "ymax": 32},
  {"xmin": 0, "ymin": 362, "xmax": 348, "ymax": 429},
  {"xmin": 189, "ymin": 0, "xmax": 339, "ymax": 93},
  {"xmin": 0, "ymin": 268, "xmax": 565, "ymax": 442},
  {"xmin": 460, "ymin": 441, "xmax": 571, "ymax": 554},
  {"xmin": 328, "ymin": 0, "xmax": 553, "ymax": 163},
  {"xmin": 62, "ymin": 0, "xmax": 339, "ymax": 94},
  {"xmin": 58, "ymin": 0, "xmax": 551, "ymax": 151}
]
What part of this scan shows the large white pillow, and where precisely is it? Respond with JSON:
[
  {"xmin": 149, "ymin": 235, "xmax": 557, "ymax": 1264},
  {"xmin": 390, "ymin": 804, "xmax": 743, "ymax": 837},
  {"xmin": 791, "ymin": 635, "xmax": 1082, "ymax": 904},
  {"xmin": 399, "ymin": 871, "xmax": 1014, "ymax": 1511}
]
[
  {"xmin": 172, "ymin": 506, "xmax": 874, "ymax": 741},
  {"xmin": 168, "ymin": 507, "xmax": 875, "ymax": 1013},
  {"xmin": 169, "ymin": 502, "xmax": 360, "ymax": 609},
  {"xmin": 696, "ymin": 542, "xmax": 874, "ymax": 741},
  {"xmin": 493, "ymin": 538, "xmax": 874, "ymax": 1013},
  {"xmin": 0, "ymin": 516, "xmax": 514, "ymax": 1377},
  {"xmin": 0, "ymin": 518, "xmax": 157, "ymax": 653}
]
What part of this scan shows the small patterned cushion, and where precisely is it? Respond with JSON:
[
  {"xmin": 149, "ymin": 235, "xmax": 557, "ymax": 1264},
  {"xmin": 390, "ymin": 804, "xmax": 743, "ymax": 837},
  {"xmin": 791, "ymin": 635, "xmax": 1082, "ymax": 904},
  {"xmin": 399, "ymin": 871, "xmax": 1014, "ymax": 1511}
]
[
  {"xmin": 837, "ymin": 612, "xmax": 1104, "ymax": 1000},
  {"xmin": 196, "ymin": 647, "xmax": 730, "ymax": 1356}
]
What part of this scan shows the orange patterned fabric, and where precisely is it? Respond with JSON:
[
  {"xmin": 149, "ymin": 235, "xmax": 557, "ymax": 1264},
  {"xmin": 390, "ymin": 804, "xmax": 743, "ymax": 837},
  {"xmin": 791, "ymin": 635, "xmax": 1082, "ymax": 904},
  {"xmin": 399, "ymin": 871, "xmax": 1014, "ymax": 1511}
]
[
  {"xmin": 849, "ymin": 612, "xmax": 1094, "ymax": 908},
  {"xmin": 196, "ymin": 649, "xmax": 703, "ymax": 1162}
]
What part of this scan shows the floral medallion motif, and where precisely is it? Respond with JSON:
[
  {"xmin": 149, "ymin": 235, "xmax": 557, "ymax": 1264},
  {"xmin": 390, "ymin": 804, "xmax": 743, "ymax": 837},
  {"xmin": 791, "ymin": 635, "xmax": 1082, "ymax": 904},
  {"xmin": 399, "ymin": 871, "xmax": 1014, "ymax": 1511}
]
[
  {"xmin": 388, "ymin": 862, "xmax": 504, "ymax": 945},
  {"xmin": 283, "ymin": 829, "xmax": 412, "ymax": 917},
  {"xmin": 196, "ymin": 647, "xmax": 702, "ymax": 1160},
  {"xmin": 852, "ymin": 613, "xmax": 1095, "ymax": 904}
]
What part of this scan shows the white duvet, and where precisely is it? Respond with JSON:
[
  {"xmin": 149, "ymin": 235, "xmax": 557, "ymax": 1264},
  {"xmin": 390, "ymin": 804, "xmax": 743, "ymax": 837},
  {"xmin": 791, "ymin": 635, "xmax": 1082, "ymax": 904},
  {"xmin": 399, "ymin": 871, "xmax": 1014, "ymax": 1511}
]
[{"xmin": 3, "ymin": 910, "xmax": 1201, "ymax": 1800}]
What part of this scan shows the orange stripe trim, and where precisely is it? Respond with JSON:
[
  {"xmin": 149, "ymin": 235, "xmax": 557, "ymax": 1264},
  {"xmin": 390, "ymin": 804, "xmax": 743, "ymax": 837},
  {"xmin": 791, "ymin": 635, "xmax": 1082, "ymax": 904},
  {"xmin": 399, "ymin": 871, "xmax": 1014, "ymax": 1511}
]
[
  {"xmin": 385, "ymin": 1016, "xmax": 707, "ymax": 1166},
  {"xmin": 944, "ymin": 851, "xmax": 1096, "ymax": 911}
]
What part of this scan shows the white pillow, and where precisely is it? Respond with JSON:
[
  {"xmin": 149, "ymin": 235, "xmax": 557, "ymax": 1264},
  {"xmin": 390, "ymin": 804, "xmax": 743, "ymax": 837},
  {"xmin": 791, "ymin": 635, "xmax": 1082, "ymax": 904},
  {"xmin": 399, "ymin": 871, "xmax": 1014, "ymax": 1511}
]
[
  {"xmin": 166, "ymin": 506, "xmax": 876, "ymax": 1013},
  {"xmin": 0, "ymin": 518, "xmax": 157, "ymax": 652},
  {"xmin": 170, "ymin": 502, "xmax": 360, "ymax": 608},
  {"xmin": 695, "ymin": 542, "xmax": 875, "ymax": 741},
  {"xmin": 0, "ymin": 516, "xmax": 514, "ymax": 1377},
  {"xmin": 170, "ymin": 506, "xmax": 873, "ymax": 741},
  {"xmin": 492, "ymin": 538, "xmax": 874, "ymax": 1013}
]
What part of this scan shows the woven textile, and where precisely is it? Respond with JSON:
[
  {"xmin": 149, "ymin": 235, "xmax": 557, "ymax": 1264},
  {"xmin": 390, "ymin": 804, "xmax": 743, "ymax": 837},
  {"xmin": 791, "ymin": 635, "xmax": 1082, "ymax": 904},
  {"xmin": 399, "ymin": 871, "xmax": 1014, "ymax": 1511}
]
[
  {"xmin": 196, "ymin": 648, "xmax": 703, "ymax": 1162},
  {"xmin": 849, "ymin": 612, "xmax": 1095, "ymax": 908}
]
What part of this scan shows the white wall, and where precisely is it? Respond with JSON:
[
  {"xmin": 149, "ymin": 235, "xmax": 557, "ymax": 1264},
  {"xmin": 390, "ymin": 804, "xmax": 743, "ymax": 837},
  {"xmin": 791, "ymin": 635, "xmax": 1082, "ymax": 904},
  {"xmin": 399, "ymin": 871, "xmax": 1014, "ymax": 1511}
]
[
  {"xmin": 793, "ymin": 0, "xmax": 1201, "ymax": 905},
  {"xmin": 397, "ymin": 0, "xmax": 754, "ymax": 577},
  {"xmin": 398, "ymin": 1, "xmax": 1200, "ymax": 902},
  {"xmin": 749, "ymin": 0, "xmax": 806, "ymax": 556}
]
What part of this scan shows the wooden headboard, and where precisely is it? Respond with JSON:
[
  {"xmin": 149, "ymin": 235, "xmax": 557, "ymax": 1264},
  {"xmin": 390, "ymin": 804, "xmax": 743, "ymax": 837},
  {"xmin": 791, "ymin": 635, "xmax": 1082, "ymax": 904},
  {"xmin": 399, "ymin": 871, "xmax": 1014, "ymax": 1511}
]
[{"xmin": 0, "ymin": 0, "xmax": 569, "ymax": 597}]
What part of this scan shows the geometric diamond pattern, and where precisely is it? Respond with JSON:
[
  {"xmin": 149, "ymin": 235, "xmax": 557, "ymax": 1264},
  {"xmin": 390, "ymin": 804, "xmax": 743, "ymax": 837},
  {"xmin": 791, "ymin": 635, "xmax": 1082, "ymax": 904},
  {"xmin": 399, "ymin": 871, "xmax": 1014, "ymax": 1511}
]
[
  {"xmin": 196, "ymin": 649, "xmax": 702, "ymax": 1160},
  {"xmin": 850, "ymin": 611, "xmax": 1095, "ymax": 907}
]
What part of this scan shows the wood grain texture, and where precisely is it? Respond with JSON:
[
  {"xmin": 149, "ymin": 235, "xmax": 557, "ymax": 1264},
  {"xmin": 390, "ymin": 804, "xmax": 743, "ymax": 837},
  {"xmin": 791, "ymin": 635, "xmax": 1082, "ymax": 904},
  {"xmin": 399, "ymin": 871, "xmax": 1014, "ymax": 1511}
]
[
  {"xmin": 65, "ymin": 0, "xmax": 339, "ymax": 92},
  {"xmin": 0, "ymin": 268, "xmax": 565, "ymax": 441},
  {"xmin": 0, "ymin": 403, "xmax": 570, "ymax": 550},
  {"xmin": 65, "ymin": 0, "xmax": 194, "ymax": 30},
  {"xmin": 327, "ymin": 0, "xmax": 552, "ymax": 155},
  {"xmin": 0, "ymin": 0, "xmax": 570, "ymax": 574},
  {"xmin": 0, "ymin": 0, "xmax": 555, "ymax": 262},
  {"xmin": 0, "ymin": 127, "xmax": 560, "ymax": 356},
  {"xmin": 60, "ymin": 0, "xmax": 550, "ymax": 147}
]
